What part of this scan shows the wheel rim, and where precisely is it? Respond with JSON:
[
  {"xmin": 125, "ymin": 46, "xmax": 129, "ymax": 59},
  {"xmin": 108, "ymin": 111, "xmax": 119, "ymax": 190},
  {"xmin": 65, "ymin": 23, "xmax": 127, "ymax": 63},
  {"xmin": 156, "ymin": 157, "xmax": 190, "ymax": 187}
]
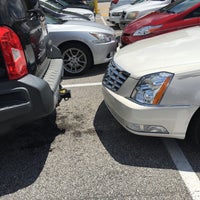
[{"xmin": 62, "ymin": 47, "xmax": 87, "ymax": 74}]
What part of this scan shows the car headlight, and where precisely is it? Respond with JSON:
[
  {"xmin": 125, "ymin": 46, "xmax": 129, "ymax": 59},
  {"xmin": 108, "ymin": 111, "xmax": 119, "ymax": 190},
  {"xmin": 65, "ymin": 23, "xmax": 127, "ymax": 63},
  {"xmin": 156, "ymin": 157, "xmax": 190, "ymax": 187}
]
[
  {"xmin": 126, "ymin": 11, "xmax": 138, "ymax": 20},
  {"xmin": 131, "ymin": 72, "xmax": 174, "ymax": 105},
  {"xmin": 134, "ymin": 25, "xmax": 163, "ymax": 36},
  {"xmin": 112, "ymin": 12, "xmax": 123, "ymax": 16},
  {"xmin": 90, "ymin": 33, "xmax": 114, "ymax": 43}
]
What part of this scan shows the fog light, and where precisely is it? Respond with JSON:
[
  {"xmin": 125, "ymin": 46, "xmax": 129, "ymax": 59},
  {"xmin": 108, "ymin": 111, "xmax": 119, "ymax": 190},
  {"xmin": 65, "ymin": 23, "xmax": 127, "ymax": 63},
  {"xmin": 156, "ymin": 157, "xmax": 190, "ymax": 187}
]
[{"xmin": 126, "ymin": 122, "xmax": 168, "ymax": 134}]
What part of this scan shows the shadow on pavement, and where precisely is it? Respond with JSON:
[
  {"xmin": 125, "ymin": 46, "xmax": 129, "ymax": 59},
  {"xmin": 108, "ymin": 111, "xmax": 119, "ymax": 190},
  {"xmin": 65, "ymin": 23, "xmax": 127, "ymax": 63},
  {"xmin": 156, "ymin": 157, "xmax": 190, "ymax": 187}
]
[
  {"xmin": 94, "ymin": 101, "xmax": 200, "ymax": 172},
  {"xmin": 0, "ymin": 112, "xmax": 64, "ymax": 196},
  {"xmin": 62, "ymin": 63, "xmax": 108, "ymax": 80},
  {"xmin": 94, "ymin": 101, "xmax": 178, "ymax": 169}
]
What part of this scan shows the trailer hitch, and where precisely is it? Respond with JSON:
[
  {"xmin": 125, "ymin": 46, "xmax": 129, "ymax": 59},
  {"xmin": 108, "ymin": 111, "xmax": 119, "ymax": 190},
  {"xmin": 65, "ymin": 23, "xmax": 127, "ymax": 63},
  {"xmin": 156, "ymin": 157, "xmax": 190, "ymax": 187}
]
[{"xmin": 60, "ymin": 88, "xmax": 71, "ymax": 101}]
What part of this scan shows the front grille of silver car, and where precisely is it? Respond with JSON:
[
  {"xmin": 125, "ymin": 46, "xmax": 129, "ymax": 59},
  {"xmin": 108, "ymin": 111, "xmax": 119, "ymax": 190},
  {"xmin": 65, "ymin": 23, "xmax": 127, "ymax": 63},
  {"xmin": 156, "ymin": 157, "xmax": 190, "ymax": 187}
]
[{"xmin": 102, "ymin": 60, "xmax": 130, "ymax": 92}]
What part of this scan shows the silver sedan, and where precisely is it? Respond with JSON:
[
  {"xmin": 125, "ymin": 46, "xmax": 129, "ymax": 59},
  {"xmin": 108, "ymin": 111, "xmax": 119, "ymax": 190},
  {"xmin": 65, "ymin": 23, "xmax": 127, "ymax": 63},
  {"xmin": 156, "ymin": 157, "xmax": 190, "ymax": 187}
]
[{"xmin": 46, "ymin": 15, "xmax": 118, "ymax": 75}]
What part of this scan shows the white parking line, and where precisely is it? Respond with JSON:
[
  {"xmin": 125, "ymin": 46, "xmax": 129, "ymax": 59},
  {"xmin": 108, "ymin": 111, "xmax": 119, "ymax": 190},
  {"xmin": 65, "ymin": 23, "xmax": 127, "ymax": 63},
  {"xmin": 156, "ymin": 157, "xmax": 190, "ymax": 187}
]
[
  {"xmin": 62, "ymin": 82, "xmax": 102, "ymax": 88},
  {"xmin": 101, "ymin": 16, "xmax": 108, "ymax": 26},
  {"xmin": 163, "ymin": 139, "xmax": 200, "ymax": 200}
]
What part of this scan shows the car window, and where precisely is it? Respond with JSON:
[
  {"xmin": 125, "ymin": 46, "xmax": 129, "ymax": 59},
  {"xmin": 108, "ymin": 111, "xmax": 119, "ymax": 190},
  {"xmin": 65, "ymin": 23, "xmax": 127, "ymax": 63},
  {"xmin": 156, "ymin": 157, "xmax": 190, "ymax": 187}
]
[
  {"xmin": 44, "ymin": 0, "xmax": 64, "ymax": 9},
  {"xmin": 160, "ymin": 0, "xmax": 200, "ymax": 14},
  {"xmin": 40, "ymin": 1, "xmax": 61, "ymax": 12},
  {"xmin": 130, "ymin": 0, "xmax": 145, "ymax": 5},
  {"xmin": 55, "ymin": 0, "xmax": 69, "ymax": 7},
  {"xmin": 185, "ymin": 7, "xmax": 200, "ymax": 18}
]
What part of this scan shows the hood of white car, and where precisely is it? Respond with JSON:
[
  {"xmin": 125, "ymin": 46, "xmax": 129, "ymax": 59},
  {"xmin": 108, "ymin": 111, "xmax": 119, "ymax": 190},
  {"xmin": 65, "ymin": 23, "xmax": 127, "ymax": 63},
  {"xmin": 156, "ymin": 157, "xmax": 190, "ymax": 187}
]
[
  {"xmin": 114, "ymin": 26, "xmax": 200, "ymax": 78},
  {"xmin": 124, "ymin": 0, "xmax": 171, "ymax": 12},
  {"xmin": 47, "ymin": 21, "xmax": 115, "ymax": 34},
  {"xmin": 110, "ymin": 4, "xmax": 132, "ymax": 13},
  {"xmin": 63, "ymin": 7, "xmax": 93, "ymax": 15}
]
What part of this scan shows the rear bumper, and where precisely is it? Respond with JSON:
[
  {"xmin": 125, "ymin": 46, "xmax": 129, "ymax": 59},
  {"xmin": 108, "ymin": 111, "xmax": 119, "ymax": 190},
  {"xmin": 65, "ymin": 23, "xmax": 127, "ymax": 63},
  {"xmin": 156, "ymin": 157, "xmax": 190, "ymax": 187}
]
[{"xmin": 0, "ymin": 57, "xmax": 64, "ymax": 134}]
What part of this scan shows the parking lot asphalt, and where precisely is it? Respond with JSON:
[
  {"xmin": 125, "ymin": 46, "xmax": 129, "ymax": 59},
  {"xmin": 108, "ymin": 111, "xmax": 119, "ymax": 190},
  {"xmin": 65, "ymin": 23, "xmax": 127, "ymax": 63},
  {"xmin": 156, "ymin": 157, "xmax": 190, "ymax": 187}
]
[{"xmin": 1, "ymin": 4, "xmax": 200, "ymax": 200}]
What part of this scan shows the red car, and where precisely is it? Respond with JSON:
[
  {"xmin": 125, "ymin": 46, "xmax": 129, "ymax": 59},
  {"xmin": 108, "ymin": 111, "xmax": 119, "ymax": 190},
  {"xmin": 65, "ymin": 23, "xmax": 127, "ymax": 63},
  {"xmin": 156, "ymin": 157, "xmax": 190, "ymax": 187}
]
[{"xmin": 121, "ymin": 0, "xmax": 200, "ymax": 46}]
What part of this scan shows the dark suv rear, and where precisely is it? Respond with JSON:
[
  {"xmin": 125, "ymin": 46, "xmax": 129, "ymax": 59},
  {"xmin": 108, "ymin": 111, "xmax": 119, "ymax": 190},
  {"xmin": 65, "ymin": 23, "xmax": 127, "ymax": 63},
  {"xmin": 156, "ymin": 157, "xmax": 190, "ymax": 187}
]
[{"xmin": 0, "ymin": 0, "xmax": 67, "ymax": 134}]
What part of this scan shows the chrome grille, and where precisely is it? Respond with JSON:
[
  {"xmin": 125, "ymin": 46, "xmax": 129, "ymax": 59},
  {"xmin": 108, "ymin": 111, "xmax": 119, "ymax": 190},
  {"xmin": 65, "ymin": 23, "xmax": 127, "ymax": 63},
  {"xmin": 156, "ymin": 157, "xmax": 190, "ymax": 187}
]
[{"xmin": 102, "ymin": 61, "xmax": 130, "ymax": 91}]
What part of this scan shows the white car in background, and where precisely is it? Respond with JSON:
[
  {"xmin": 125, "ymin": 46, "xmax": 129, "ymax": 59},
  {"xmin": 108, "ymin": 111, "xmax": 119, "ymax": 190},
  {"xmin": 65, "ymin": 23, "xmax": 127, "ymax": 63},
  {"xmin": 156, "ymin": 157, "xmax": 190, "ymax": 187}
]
[
  {"xmin": 40, "ymin": 0, "xmax": 95, "ymax": 21},
  {"xmin": 62, "ymin": 7, "xmax": 95, "ymax": 21},
  {"xmin": 102, "ymin": 26, "xmax": 200, "ymax": 144},
  {"xmin": 109, "ymin": 0, "xmax": 148, "ymax": 25},
  {"xmin": 110, "ymin": 0, "xmax": 137, "ymax": 11},
  {"xmin": 109, "ymin": 0, "xmax": 173, "ymax": 27},
  {"xmin": 119, "ymin": 0, "xmax": 173, "ymax": 29}
]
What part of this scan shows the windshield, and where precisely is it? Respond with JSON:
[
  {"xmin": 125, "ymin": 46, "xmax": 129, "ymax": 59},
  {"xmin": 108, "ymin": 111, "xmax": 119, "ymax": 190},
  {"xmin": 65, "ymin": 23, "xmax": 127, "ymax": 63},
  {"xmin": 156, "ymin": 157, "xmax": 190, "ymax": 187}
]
[
  {"xmin": 40, "ymin": 0, "xmax": 64, "ymax": 9},
  {"xmin": 55, "ymin": 0, "xmax": 70, "ymax": 7},
  {"xmin": 130, "ymin": 0, "xmax": 166, "ymax": 5},
  {"xmin": 40, "ymin": 1, "xmax": 62, "ymax": 12},
  {"xmin": 160, "ymin": 0, "xmax": 200, "ymax": 14},
  {"xmin": 130, "ymin": 0, "xmax": 146, "ymax": 5}
]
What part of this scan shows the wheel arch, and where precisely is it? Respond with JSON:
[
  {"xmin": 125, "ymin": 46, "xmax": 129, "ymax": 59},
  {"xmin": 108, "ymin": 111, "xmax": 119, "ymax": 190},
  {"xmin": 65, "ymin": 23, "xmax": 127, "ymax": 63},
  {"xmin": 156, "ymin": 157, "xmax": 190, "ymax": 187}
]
[
  {"xmin": 58, "ymin": 41, "xmax": 94, "ymax": 65},
  {"xmin": 186, "ymin": 106, "xmax": 200, "ymax": 144}
]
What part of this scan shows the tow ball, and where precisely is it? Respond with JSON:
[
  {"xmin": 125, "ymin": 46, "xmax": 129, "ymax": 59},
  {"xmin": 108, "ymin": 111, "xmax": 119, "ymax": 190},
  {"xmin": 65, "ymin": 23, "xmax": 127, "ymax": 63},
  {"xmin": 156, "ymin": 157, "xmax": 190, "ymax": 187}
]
[{"xmin": 60, "ymin": 88, "xmax": 71, "ymax": 101}]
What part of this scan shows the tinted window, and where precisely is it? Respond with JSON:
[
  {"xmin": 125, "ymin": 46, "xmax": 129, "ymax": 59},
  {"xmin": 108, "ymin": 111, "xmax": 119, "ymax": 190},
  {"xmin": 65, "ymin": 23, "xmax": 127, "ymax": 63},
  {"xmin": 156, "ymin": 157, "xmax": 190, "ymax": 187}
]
[
  {"xmin": 44, "ymin": 0, "xmax": 64, "ymax": 9},
  {"xmin": 40, "ymin": 1, "xmax": 61, "ymax": 12},
  {"xmin": 160, "ymin": 0, "xmax": 200, "ymax": 14},
  {"xmin": 55, "ymin": 0, "xmax": 69, "ymax": 7},
  {"xmin": 186, "ymin": 7, "xmax": 200, "ymax": 17}
]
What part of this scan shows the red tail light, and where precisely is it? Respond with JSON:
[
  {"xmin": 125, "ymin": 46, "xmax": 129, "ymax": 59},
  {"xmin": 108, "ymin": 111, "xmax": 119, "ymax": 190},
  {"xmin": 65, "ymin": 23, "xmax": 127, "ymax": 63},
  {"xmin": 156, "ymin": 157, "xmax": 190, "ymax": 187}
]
[
  {"xmin": 0, "ymin": 26, "xmax": 28, "ymax": 80},
  {"xmin": 112, "ymin": 0, "xmax": 119, "ymax": 4}
]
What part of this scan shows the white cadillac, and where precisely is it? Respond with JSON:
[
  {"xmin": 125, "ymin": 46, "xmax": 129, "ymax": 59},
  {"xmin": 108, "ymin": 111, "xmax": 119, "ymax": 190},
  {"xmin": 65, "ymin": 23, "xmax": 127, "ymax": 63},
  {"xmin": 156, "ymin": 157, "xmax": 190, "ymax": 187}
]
[{"xmin": 102, "ymin": 26, "xmax": 200, "ymax": 144}]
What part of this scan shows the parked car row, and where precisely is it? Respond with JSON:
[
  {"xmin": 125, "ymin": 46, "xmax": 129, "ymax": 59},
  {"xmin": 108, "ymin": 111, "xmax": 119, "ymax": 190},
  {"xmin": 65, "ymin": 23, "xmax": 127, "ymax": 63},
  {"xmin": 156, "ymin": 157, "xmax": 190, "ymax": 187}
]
[
  {"xmin": 109, "ymin": 0, "xmax": 174, "ymax": 29},
  {"xmin": 121, "ymin": 0, "xmax": 200, "ymax": 46},
  {"xmin": 39, "ymin": 0, "xmax": 118, "ymax": 76},
  {"xmin": 2, "ymin": 0, "xmax": 200, "ymax": 146},
  {"xmin": 46, "ymin": 15, "xmax": 118, "ymax": 75},
  {"xmin": 40, "ymin": 0, "xmax": 95, "ymax": 21},
  {"xmin": 40, "ymin": 0, "xmax": 91, "ymax": 21},
  {"xmin": 54, "ymin": 0, "xmax": 94, "ymax": 11},
  {"xmin": 102, "ymin": 0, "xmax": 200, "ymax": 145},
  {"xmin": 0, "ymin": 0, "xmax": 118, "ymax": 134},
  {"xmin": 0, "ymin": 0, "xmax": 68, "ymax": 134}
]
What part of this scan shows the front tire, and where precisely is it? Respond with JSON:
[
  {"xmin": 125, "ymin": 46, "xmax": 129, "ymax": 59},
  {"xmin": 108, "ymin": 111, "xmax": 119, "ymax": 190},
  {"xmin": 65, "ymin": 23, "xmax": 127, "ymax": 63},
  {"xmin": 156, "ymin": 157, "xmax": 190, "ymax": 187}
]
[
  {"xmin": 60, "ymin": 43, "xmax": 92, "ymax": 76},
  {"xmin": 186, "ymin": 109, "xmax": 200, "ymax": 145}
]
